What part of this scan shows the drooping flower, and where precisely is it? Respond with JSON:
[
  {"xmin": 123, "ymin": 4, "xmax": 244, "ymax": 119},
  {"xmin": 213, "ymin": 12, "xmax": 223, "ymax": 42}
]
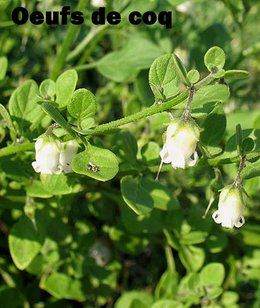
[
  {"xmin": 32, "ymin": 136, "xmax": 63, "ymax": 175},
  {"xmin": 212, "ymin": 186, "xmax": 245, "ymax": 228},
  {"xmin": 160, "ymin": 118, "xmax": 200, "ymax": 169},
  {"xmin": 59, "ymin": 140, "xmax": 78, "ymax": 173}
]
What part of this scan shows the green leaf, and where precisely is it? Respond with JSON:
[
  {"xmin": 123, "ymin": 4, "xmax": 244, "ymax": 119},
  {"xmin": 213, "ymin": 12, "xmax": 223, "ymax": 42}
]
[
  {"xmin": 149, "ymin": 54, "xmax": 185, "ymax": 100},
  {"xmin": 212, "ymin": 68, "xmax": 225, "ymax": 79},
  {"xmin": 0, "ymin": 287, "xmax": 25, "ymax": 307},
  {"xmin": 8, "ymin": 216, "xmax": 44, "ymax": 270},
  {"xmin": 27, "ymin": 174, "xmax": 79, "ymax": 197},
  {"xmin": 72, "ymin": 145, "xmax": 119, "ymax": 181},
  {"xmin": 241, "ymin": 160, "xmax": 260, "ymax": 180},
  {"xmin": 242, "ymin": 137, "xmax": 255, "ymax": 154},
  {"xmin": 224, "ymin": 69, "xmax": 249, "ymax": 80},
  {"xmin": 141, "ymin": 142, "xmax": 161, "ymax": 164},
  {"xmin": 121, "ymin": 176, "xmax": 180, "ymax": 215},
  {"xmin": 43, "ymin": 272, "xmax": 86, "ymax": 301},
  {"xmin": 0, "ymin": 56, "xmax": 8, "ymax": 80},
  {"xmin": 41, "ymin": 102, "xmax": 77, "ymax": 138},
  {"xmin": 180, "ymin": 231, "xmax": 208, "ymax": 245},
  {"xmin": 68, "ymin": 88, "xmax": 97, "ymax": 123},
  {"xmin": 200, "ymin": 263, "xmax": 225, "ymax": 287},
  {"xmin": 56, "ymin": 69, "xmax": 78, "ymax": 108},
  {"xmin": 152, "ymin": 300, "xmax": 183, "ymax": 308},
  {"xmin": 155, "ymin": 271, "xmax": 178, "ymax": 300},
  {"xmin": 98, "ymin": 37, "xmax": 162, "ymax": 82},
  {"xmin": 192, "ymin": 84, "xmax": 230, "ymax": 107},
  {"xmin": 39, "ymin": 79, "xmax": 56, "ymax": 99},
  {"xmin": 179, "ymin": 245, "xmax": 205, "ymax": 272},
  {"xmin": 115, "ymin": 291, "xmax": 153, "ymax": 308},
  {"xmin": 9, "ymin": 80, "xmax": 45, "ymax": 137},
  {"xmin": 0, "ymin": 104, "xmax": 17, "ymax": 138},
  {"xmin": 204, "ymin": 46, "xmax": 225, "ymax": 72},
  {"xmin": 187, "ymin": 69, "xmax": 200, "ymax": 84},
  {"xmin": 173, "ymin": 84, "xmax": 229, "ymax": 117},
  {"xmin": 200, "ymin": 106, "xmax": 226, "ymax": 147}
]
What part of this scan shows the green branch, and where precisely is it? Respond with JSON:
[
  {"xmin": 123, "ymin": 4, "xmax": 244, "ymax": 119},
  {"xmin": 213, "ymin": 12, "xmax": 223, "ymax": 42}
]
[
  {"xmin": 0, "ymin": 143, "xmax": 34, "ymax": 157},
  {"xmin": 50, "ymin": 0, "xmax": 88, "ymax": 80}
]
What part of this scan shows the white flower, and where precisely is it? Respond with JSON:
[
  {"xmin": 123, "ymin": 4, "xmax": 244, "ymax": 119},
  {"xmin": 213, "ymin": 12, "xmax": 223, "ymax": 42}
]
[
  {"xmin": 91, "ymin": 0, "xmax": 106, "ymax": 7},
  {"xmin": 32, "ymin": 136, "xmax": 63, "ymax": 175},
  {"xmin": 160, "ymin": 119, "xmax": 200, "ymax": 169},
  {"xmin": 59, "ymin": 140, "xmax": 78, "ymax": 174},
  {"xmin": 212, "ymin": 186, "xmax": 245, "ymax": 228}
]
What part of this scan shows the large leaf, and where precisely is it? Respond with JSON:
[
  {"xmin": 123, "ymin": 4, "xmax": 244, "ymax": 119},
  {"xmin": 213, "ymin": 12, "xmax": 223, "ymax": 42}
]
[
  {"xmin": 9, "ymin": 80, "xmax": 45, "ymax": 137},
  {"xmin": 121, "ymin": 176, "xmax": 179, "ymax": 215},
  {"xmin": 97, "ymin": 37, "xmax": 163, "ymax": 82},
  {"xmin": 9, "ymin": 216, "xmax": 44, "ymax": 270}
]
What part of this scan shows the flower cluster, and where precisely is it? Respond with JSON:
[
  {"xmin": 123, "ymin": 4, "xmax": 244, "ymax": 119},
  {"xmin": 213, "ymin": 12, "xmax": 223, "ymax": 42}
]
[{"xmin": 32, "ymin": 136, "xmax": 78, "ymax": 175}]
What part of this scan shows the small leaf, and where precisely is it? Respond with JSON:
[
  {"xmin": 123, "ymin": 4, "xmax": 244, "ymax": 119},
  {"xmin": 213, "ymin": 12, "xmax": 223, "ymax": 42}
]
[
  {"xmin": 68, "ymin": 88, "xmax": 97, "ymax": 123},
  {"xmin": 204, "ymin": 46, "xmax": 225, "ymax": 72},
  {"xmin": 187, "ymin": 69, "xmax": 200, "ymax": 84},
  {"xmin": 152, "ymin": 300, "xmax": 183, "ymax": 308},
  {"xmin": 39, "ymin": 79, "xmax": 56, "ymax": 99},
  {"xmin": 241, "ymin": 160, "xmax": 260, "ymax": 180},
  {"xmin": 212, "ymin": 68, "xmax": 225, "ymax": 79},
  {"xmin": 179, "ymin": 245, "xmax": 205, "ymax": 272},
  {"xmin": 72, "ymin": 145, "xmax": 119, "ymax": 181},
  {"xmin": 155, "ymin": 271, "xmax": 178, "ymax": 300},
  {"xmin": 56, "ymin": 69, "xmax": 78, "ymax": 108},
  {"xmin": 115, "ymin": 290, "xmax": 153, "ymax": 308},
  {"xmin": 149, "ymin": 54, "xmax": 184, "ymax": 100},
  {"xmin": 200, "ymin": 263, "xmax": 225, "ymax": 287},
  {"xmin": 0, "ymin": 104, "xmax": 17, "ymax": 138},
  {"xmin": 9, "ymin": 216, "xmax": 44, "ymax": 270},
  {"xmin": 121, "ymin": 176, "xmax": 180, "ymax": 215},
  {"xmin": 242, "ymin": 137, "xmax": 255, "ymax": 154},
  {"xmin": 43, "ymin": 272, "xmax": 86, "ymax": 301},
  {"xmin": 224, "ymin": 69, "xmax": 249, "ymax": 80},
  {"xmin": 0, "ymin": 56, "xmax": 8, "ymax": 80}
]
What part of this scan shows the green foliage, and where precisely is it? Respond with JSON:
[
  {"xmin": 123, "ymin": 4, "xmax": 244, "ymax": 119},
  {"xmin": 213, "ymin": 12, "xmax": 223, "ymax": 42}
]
[{"xmin": 0, "ymin": 0, "xmax": 259, "ymax": 307}]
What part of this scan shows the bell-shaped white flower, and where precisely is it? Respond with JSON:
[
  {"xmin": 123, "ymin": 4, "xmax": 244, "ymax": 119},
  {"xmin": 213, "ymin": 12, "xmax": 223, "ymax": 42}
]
[
  {"xmin": 32, "ymin": 136, "xmax": 63, "ymax": 175},
  {"xmin": 212, "ymin": 186, "xmax": 245, "ymax": 228},
  {"xmin": 59, "ymin": 140, "xmax": 78, "ymax": 174},
  {"xmin": 160, "ymin": 118, "xmax": 200, "ymax": 169}
]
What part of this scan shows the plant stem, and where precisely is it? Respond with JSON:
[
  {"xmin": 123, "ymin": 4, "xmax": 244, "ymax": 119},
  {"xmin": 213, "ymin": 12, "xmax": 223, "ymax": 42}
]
[
  {"xmin": 67, "ymin": 25, "xmax": 108, "ymax": 62},
  {"xmin": 50, "ymin": 0, "xmax": 88, "ymax": 80},
  {"xmin": 233, "ymin": 155, "xmax": 246, "ymax": 188},
  {"xmin": 164, "ymin": 245, "xmax": 176, "ymax": 272},
  {"xmin": 93, "ymin": 73, "xmax": 214, "ymax": 134},
  {"xmin": 0, "ymin": 143, "xmax": 34, "ymax": 157}
]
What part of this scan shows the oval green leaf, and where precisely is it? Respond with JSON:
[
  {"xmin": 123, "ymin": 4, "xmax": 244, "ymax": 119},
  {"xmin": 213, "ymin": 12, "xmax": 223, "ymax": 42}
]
[{"xmin": 72, "ymin": 145, "xmax": 119, "ymax": 181}]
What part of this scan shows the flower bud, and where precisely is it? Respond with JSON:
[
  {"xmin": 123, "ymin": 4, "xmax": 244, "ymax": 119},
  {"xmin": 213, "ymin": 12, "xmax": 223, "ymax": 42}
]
[
  {"xmin": 59, "ymin": 140, "xmax": 78, "ymax": 174},
  {"xmin": 160, "ymin": 118, "xmax": 200, "ymax": 169},
  {"xmin": 32, "ymin": 136, "xmax": 63, "ymax": 175},
  {"xmin": 212, "ymin": 186, "xmax": 245, "ymax": 228}
]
